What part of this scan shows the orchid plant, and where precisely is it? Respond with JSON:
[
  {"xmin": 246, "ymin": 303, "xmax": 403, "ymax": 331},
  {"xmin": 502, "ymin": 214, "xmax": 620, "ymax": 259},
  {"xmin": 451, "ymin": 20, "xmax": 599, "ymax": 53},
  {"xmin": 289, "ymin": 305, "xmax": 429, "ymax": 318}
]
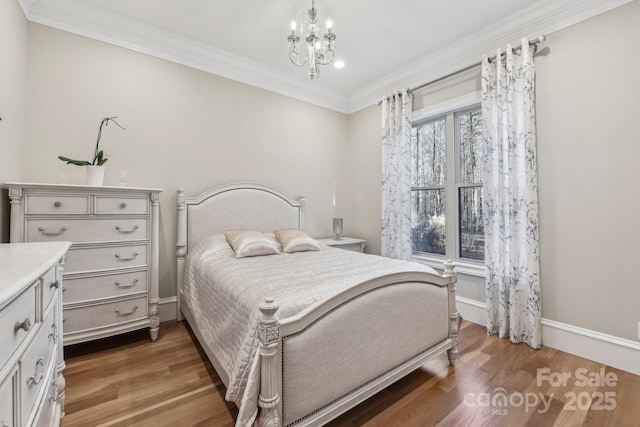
[{"xmin": 58, "ymin": 116, "xmax": 125, "ymax": 166}]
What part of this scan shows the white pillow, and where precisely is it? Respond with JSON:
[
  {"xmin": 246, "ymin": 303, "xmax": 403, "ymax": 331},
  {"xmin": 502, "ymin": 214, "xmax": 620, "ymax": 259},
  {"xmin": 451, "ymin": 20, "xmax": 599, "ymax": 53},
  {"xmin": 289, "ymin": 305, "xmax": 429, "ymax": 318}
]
[
  {"xmin": 274, "ymin": 229, "xmax": 320, "ymax": 253},
  {"xmin": 224, "ymin": 229, "xmax": 280, "ymax": 258}
]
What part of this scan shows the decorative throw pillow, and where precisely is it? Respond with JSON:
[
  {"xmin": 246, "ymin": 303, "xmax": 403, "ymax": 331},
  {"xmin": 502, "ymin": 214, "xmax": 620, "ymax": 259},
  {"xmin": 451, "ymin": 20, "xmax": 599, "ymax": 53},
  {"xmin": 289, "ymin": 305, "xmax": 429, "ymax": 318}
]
[
  {"xmin": 224, "ymin": 229, "xmax": 280, "ymax": 258},
  {"xmin": 274, "ymin": 228, "xmax": 321, "ymax": 253}
]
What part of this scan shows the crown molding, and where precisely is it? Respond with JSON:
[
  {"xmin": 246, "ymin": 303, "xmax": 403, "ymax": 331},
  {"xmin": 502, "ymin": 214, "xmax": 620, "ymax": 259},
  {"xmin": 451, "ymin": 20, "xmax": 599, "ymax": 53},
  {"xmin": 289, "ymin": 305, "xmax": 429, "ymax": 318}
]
[
  {"xmin": 346, "ymin": 0, "xmax": 634, "ymax": 113},
  {"xmin": 23, "ymin": 0, "xmax": 350, "ymax": 113},
  {"xmin": 16, "ymin": 0, "xmax": 39, "ymax": 18},
  {"xmin": 19, "ymin": 0, "xmax": 633, "ymax": 115}
]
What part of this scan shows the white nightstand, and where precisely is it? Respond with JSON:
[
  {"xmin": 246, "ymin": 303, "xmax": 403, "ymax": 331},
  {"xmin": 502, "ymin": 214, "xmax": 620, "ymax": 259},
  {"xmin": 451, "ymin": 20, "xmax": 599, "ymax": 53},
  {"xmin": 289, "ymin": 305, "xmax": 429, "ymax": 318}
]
[{"xmin": 317, "ymin": 237, "xmax": 366, "ymax": 253}]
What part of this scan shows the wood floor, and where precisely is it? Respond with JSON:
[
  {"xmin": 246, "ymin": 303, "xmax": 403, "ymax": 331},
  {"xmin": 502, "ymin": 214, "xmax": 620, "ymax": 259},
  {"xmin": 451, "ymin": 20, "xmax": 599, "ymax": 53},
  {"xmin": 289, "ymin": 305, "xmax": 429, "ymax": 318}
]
[{"xmin": 62, "ymin": 321, "xmax": 640, "ymax": 427}]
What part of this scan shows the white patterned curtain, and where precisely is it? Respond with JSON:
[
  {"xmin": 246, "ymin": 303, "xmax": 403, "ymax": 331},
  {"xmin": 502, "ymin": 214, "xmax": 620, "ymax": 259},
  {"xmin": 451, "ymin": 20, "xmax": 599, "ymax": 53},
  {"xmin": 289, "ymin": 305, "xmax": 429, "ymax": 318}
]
[
  {"xmin": 381, "ymin": 90, "xmax": 413, "ymax": 260},
  {"xmin": 481, "ymin": 38, "xmax": 541, "ymax": 349}
]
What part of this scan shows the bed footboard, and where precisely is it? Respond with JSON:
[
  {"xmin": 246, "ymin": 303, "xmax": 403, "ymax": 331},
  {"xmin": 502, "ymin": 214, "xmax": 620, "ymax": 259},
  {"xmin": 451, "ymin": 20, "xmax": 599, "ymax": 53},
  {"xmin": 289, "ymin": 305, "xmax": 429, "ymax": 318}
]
[{"xmin": 256, "ymin": 262, "xmax": 459, "ymax": 427}]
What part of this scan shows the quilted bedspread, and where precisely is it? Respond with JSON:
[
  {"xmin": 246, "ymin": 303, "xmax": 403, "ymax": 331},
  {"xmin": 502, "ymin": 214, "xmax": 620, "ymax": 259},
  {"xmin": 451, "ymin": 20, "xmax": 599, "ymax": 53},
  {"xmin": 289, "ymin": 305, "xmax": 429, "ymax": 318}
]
[{"xmin": 182, "ymin": 234, "xmax": 438, "ymax": 426}]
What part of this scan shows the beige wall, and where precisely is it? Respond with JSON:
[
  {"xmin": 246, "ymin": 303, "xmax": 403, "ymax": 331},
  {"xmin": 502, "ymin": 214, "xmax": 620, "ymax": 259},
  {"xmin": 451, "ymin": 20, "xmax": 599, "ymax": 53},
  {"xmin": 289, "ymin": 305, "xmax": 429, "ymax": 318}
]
[
  {"xmin": 347, "ymin": 1, "xmax": 640, "ymax": 341},
  {"xmin": 23, "ymin": 24, "xmax": 349, "ymax": 299},
  {"xmin": 345, "ymin": 105, "xmax": 381, "ymax": 254},
  {"xmin": 0, "ymin": 0, "xmax": 28, "ymax": 242},
  {"xmin": 535, "ymin": 1, "xmax": 640, "ymax": 340}
]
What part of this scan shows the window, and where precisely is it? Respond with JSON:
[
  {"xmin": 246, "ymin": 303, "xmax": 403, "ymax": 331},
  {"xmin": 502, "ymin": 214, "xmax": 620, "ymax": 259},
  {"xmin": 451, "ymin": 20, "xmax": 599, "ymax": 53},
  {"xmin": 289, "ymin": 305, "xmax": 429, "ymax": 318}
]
[
  {"xmin": 410, "ymin": 102, "xmax": 484, "ymax": 267},
  {"xmin": 456, "ymin": 108, "xmax": 484, "ymax": 261},
  {"xmin": 411, "ymin": 118, "xmax": 446, "ymax": 255}
]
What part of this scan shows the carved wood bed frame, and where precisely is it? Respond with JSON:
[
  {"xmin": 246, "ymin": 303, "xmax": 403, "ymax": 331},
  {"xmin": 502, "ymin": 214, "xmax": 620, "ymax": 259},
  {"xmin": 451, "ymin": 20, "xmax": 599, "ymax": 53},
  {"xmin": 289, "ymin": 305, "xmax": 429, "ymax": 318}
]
[{"xmin": 176, "ymin": 183, "xmax": 459, "ymax": 426}]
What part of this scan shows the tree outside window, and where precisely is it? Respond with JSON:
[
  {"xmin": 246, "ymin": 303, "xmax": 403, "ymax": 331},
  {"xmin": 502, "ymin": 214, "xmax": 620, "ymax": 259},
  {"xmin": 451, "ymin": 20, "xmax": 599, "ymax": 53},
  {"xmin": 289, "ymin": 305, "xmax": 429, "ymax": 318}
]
[
  {"xmin": 410, "ymin": 105, "xmax": 484, "ymax": 262},
  {"xmin": 456, "ymin": 108, "xmax": 484, "ymax": 261}
]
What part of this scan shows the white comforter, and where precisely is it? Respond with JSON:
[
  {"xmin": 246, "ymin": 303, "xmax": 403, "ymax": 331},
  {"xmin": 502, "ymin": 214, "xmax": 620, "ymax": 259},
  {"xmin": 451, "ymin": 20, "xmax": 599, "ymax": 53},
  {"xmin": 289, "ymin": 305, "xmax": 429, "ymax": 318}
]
[{"xmin": 182, "ymin": 234, "xmax": 438, "ymax": 426}]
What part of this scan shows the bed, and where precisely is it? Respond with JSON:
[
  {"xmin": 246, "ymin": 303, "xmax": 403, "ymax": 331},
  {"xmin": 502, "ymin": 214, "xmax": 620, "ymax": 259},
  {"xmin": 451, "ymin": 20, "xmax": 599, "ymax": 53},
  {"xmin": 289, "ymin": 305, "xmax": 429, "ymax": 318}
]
[{"xmin": 176, "ymin": 183, "xmax": 459, "ymax": 427}]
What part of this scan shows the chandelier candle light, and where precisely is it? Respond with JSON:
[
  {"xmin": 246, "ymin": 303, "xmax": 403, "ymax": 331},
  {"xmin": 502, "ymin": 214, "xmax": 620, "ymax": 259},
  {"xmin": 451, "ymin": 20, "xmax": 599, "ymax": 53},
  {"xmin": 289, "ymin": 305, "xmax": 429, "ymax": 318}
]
[{"xmin": 287, "ymin": 0, "xmax": 336, "ymax": 79}]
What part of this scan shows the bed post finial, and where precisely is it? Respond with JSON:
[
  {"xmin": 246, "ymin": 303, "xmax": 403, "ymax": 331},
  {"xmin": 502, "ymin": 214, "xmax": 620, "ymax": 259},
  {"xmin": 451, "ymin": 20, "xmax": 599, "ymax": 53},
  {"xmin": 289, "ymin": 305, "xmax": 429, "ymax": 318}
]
[
  {"xmin": 443, "ymin": 259, "xmax": 460, "ymax": 365},
  {"xmin": 443, "ymin": 259, "xmax": 456, "ymax": 277},
  {"xmin": 257, "ymin": 298, "xmax": 281, "ymax": 427}
]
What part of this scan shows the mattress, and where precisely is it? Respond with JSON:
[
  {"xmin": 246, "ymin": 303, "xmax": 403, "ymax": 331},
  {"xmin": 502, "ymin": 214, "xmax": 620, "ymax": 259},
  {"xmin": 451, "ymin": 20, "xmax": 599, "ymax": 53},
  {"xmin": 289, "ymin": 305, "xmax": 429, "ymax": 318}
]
[{"xmin": 182, "ymin": 233, "xmax": 439, "ymax": 426}]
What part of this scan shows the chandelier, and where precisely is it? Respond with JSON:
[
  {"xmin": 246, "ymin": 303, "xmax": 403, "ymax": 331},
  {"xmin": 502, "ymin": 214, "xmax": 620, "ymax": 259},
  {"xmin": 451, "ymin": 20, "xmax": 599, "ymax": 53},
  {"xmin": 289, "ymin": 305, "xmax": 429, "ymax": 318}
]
[{"xmin": 287, "ymin": 0, "xmax": 336, "ymax": 79}]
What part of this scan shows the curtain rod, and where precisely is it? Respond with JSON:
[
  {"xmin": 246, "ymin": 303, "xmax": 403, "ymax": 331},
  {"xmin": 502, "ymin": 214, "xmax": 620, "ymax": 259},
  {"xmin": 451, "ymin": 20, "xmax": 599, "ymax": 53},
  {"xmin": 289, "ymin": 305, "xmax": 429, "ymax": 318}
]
[
  {"xmin": 409, "ymin": 35, "xmax": 546, "ymax": 94},
  {"xmin": 378, "ymin": 35, "xmax": 546, "ymax": 105}
]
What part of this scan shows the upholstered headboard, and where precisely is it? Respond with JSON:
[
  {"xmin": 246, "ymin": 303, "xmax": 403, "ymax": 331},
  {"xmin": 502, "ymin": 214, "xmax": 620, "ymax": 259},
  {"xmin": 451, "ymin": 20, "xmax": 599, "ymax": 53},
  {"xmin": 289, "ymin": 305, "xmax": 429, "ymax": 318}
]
[{"xmin": 177, "ymin": 183, "xmax": 304, "ymax": 252}]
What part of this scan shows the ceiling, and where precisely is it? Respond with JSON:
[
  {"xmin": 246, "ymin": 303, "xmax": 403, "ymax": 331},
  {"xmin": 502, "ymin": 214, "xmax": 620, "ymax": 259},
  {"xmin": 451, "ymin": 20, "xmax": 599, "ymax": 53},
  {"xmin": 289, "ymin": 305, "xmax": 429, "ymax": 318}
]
[{"xmin": 19, "ymin": 0, "xmax": 631, "ymax": 113}]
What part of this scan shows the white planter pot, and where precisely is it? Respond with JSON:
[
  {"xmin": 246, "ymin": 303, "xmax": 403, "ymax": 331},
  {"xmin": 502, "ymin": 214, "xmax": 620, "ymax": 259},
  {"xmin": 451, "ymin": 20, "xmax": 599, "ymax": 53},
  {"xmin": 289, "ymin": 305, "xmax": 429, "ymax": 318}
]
[{"xmin": 86, "ymin": 165, "xmax": 106, "ymax": 186}]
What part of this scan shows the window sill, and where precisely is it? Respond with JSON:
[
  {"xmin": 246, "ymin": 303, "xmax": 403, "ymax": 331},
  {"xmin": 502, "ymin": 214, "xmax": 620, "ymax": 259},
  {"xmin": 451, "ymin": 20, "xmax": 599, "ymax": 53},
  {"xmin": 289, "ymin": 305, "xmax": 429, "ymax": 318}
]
[{"xmin": 411, "ymin": 253, "xmax": 486, "ymax": 278}]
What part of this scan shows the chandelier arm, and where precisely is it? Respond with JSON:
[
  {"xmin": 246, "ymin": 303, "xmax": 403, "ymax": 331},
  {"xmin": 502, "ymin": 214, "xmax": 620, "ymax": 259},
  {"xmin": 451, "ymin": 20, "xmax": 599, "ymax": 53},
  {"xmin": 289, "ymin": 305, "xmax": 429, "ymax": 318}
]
[
  {"xmin": 289, "ymin": 51, "xmax": 309, "ymax": 67},
  {"xmin": 316, "ymin": 49, "xmax": 335, "ymax": 65}
]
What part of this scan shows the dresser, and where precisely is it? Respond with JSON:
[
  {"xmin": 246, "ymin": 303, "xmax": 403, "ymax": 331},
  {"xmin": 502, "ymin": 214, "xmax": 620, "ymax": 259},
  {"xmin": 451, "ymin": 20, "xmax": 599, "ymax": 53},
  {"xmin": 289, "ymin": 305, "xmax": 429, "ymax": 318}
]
[
  {"xmin": 316, "ymin": 237, "xmax": 366, "ymax": 253},
  {"xmin": 0, "ymin": 241, "xmax": 71, "ymax": 427},
  {"xmin": 6, "ymin": 183, "xmax": 162, "ymax": 345}
]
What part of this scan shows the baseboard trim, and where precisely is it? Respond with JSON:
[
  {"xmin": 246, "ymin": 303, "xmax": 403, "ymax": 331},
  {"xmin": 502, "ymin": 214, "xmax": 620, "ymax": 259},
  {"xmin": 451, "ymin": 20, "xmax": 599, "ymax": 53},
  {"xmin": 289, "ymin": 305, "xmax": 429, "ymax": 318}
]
[
  {"xmin": 455, "ymin": 296, "xmax": 640, "ymax": 376},
  {"xmin": 159, "ymin": 296, "xmax": 177, "ymax": 322},
  {"xmin": 541, "ymin": 318, "xmax": 640, "ymax": 376},
  {"xmin": 456, "ymin": 296, "xmax": 488, "ymax": 326}
]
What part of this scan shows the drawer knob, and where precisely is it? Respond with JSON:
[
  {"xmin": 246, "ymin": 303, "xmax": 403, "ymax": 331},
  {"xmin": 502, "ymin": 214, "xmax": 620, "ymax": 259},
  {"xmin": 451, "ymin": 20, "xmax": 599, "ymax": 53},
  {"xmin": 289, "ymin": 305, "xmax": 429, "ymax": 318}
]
[
  {"xmin": 50, "ymin": 280, "xmax": 60, "ymax": 289},
  {"xmin": 15, "ymin": 317, "xmax": 31, "ymax": 333},
  {"xmin": 120, "ymin": 202, "xmax": 127, "ymax": 208},
  {"xmin": 27, "ymin": 358, "xmax": 45, "ymax": 386},
  {"xmin": 115, "ymin": 278, "xmax": 139, "ymax": 288},
  {"xmin": 115, "ymin": 252, "xmax": 139, "ymax": 261},
  {"xmin": 115, "ymin": 225, "xmax": 139, "ymax": 234},
  {"xmin": 54, "ymin": 201, "xmax": 62, "ymax": 208},
  {"xmin": 115, "ymin": 304, "xmax": 139, "ymax": 316},
  {"xmin": 38, "ymin": 226, "xmax": 67, "ymax": 236}
]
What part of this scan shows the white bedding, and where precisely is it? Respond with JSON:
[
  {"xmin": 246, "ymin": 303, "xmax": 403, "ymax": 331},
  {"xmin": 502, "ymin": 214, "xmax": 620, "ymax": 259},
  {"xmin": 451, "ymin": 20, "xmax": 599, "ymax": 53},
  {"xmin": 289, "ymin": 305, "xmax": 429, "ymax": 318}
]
[{"xmin": 182, "ymin": 234, "xmax": 439, "ymax": 426}]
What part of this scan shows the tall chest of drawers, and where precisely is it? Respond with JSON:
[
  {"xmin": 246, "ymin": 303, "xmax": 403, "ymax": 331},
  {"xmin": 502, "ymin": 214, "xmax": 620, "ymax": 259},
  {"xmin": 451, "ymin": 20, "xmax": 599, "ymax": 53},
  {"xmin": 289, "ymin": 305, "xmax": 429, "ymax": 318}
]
[
  {"xmin": 0, "ymin": 241, "xmax": 71, "ymax": 427},
  {"xmin": 7, "ymin": 183, "xmax": 162, "ymax": 345}
]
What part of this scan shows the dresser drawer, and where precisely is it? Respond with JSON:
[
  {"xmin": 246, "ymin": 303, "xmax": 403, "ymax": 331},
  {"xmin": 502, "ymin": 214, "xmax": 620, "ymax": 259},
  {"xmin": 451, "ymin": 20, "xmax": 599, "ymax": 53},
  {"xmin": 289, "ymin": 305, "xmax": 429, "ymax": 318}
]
[
  {"xmin": 65, "ymin": 244, "xmax": 148, "ymax": 274},
  {"xmin": 63, "ymin": 296, "xmax": 148, "ymax": 334},
  {"xmin": 26, "ymin": 218, "xmax": 149, "ymax": 243},
  {"xmin": 95, "ymin": 196, "xmax": 149, "ymax": 215},
  {"xmin": 0, "ymin": 370, "xmax": 16, "ymax": 427},
  {"xmin": 42, "ymin": 265, "xmax": 59, "ymax": 311},
  {"xmin": 20, "ymin": 304, "xmax": 57, "ymax": 424},
  {"xmin": 25, "ymin": 194, "xmax": 90, "ymax": 215},
  {"xmin": 63, "ymin": 270, "xmax": 148, "ymax": 303},
  {"xmin": 0, "ymin": 285, "xmax": 37, "ymax": 368}
]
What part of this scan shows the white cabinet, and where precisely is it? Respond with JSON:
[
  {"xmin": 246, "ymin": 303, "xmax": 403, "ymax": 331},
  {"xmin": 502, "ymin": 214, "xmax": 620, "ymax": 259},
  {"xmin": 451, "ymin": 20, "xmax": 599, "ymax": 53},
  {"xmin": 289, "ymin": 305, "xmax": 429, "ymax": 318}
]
[
  {"xmin": 0, "ymin": 241, "xmax": 71, "ymax": 427},
  {"xmin": 7, "ymin": 183, "xmax": 162, "ymax": 345}
]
